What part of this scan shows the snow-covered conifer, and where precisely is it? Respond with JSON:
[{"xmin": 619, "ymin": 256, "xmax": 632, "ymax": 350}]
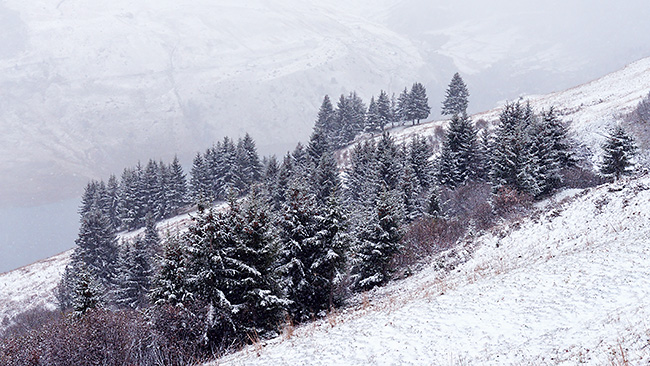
[
  {"xmin": 441, "ymin": 72, "xmax": 470, "ymax": 116},
  {"xmin": 600, "ymin": 125, "xmax": 637, "ymax": 180}
]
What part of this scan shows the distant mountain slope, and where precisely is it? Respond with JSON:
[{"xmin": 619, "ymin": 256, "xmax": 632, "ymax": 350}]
[
  {"xmin": 215, "ymin": 174, "xmax": 650, "ymax": 366},
  {"xmin": 2, "ymin": 0, "xmax": 649, "ymax": 205}
]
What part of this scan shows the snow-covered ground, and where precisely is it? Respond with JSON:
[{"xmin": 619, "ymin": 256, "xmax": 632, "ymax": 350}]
[{"xmin": 214, "ymin": 175, "xmax": 650, "ymax": 365}]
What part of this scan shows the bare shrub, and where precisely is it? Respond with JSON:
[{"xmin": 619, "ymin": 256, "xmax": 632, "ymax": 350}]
[
  {"xmin": 491, "ymin": 186, "xmax": 533, "ymax": 219},
  {"xmin": 0, "ymin": 307, "xmax": 60, "ymax": 338},
  {"xmin": 561, "ymin": 166, "xmax": 607, "ymax": 188},
  {"xmin": 440, "ymin": 181, "xmax": 492, "ymax": 219},
  {"xmin": 394, "ymin": 217, "xmax": 467, "ymax": 269}
]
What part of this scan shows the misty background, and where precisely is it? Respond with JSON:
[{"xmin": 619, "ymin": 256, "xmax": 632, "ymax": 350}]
[{"xmin": 1, "ymin": 0, "xmax": 649, "ymax": 272}]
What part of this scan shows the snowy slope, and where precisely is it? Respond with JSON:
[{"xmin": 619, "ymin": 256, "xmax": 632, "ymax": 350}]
[
  {"xmin": 340, "ymin": 57, "xmax": 650, "ymax": 167},
  {"xmin": 1, "ymin": 56, "xmax": 650, "ymax": 362},
  {"xmin": 215, "ymin": 176, "xmax": 650, "ymax": 365}
]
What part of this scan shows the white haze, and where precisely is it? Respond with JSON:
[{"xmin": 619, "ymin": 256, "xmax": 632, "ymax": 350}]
[{"xmin": 0, "ymin": 0, "xmax": 648, "ymax": 271}]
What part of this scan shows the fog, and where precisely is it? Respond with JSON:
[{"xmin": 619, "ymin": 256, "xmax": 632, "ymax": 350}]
[{"xmin": 1, "ymin": 0, "xmax": 649, "ymax": 272}]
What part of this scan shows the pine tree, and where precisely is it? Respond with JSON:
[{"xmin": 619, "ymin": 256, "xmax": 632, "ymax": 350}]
[
  {"xmin": 315, "ymin": 95, "xmax": 337, "ymax": 150},
  {"xmin": 59, "ymin": 209, "xmax": 117, "ymax": 312},
  {"xmin": 238, "ymin": 133, "xmax": 263, "ymax": 190},
  {"xmin": 409, "ymin": 135, "xmax": 433, "ymax": 190},
  {"xmin": 190, "ymin": 152, "xmax": 212, "ymax": 204},
  {"xmin": 399, "ymin": 150, "xmax": 422, "ymax": 222},
  {"xmin": 312, "ymin": 152, "xmax": 341, "ymax": 206},
  {"xmin": 142, "ymin": 159, "xmax": 163, "ymax": 220},
  {"xmin": 441, "ymin": 72, "xmax": 470, "ymax": 116},
  {"xmin": 337, "ymin": 92, "xmax": 366, "ymax": 147},
  {"xmin": 311, "ymin": 191, "xmax": 349, "ymax": 311},
  {"xmin": 307, "ymin": 125, "xmax": 330, "ymax": 166},
  {"xmin": 150, "ymin": 234, "xmax": 191, "ymax": 307},
  {"xmin": 376, "ymin": 90, "xmax": 392, "ymax": 130},
  {"xmin": 71, "ymin": 263, "xmax": 104, "ymax": 315},
  {"xmin": 407, "ymin": 82, "xmax": 431, "ymax": 125},
  {"xmin": 167, "ymin": 155, "xmax": 188, "ymax": 216},
  {"xmin": 184, "ymin": 206, "xmax": 237, "ymax": 346},
  {"xmin": 489, "ymin": 101, "xmax": 538, "ymax": 195},
  {"xmin": 346, "ymin": 140, "xmax": 378, "ymax": 212},
  {"xmin": 105, "ymin": 174, "xmax": 121, "ymax": 230},
  {"xmin": 437, "ymin": 112, "xmax": 479, "ymax": 187},
  {"xmin": 600, "ymin": 125, "xmax": 637, "ymax": 180},
  {"xmin": 227, "ymin": 187, "xmax": 287, "ymax": 335},
  {"xmin": 396, "ymin": 87, "xmax": 410, "ymax": 126},
  {"xmin": 354, "ymin": 188, "xmax": 403, "ymax": 291},
  {"xmin": 73, "ymin": 210, "xmax": 119, "ymax": 288},
  {"xmin": 375, "ymin": 132, "xmax": 401, "ymax": 191},
  {"xmin": 277, "ymin": 181, "xmax": 319, "ymax": 321},
  {"xmin": 364, "ymin": 96, "xmax": 382, "ymax": 133},
  {"xmin": 219, "ymin": 137, "xmax": 245, "ymax": 199},
  {"xmin": 114, "ymin": 238, "xmax": 152, "ymax": 309}
]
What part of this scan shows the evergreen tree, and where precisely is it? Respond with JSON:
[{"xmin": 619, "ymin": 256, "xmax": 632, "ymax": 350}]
[
  {"xmin": 541, "ymin": 107, "xmax": 575, "ymax": 169},
  {"xmin": 190, "ymin": 152, "xmax": 212, "ymax": 204},
  {"xmin": 114, "ymin": 238, "xmax": 151, "ymax": 309},
  {"xmin": 311, "ymin": 191, "xmax": 349, "ymax": 311},
  {"xmin": 312, "ymin": 152, "xmax": 341, "ymax": 206},
  {"xmin": 264, "ymin": 155, "xmax": 280, "ymax": 187},
  {"xmin": 409, "ymin": 135, "xmax": 433, "ymax": 190},
  {"xmin": 73, "ymin": 210, "xmax": 119, "ymax": 288},
  {"xmin": 315, "ymin": 95, "xmax": 337, "ymax": 149},
  {"xmin": 59, "ymin": 209, "xmax": 117, "ymax": 310},
  {"xmin": 354, "ymin": 188, "xmax": 403, "ymax": 291},
  {"xmin": 600, "ymin": 125, "xmax": 637, "ymax": 180},
  {"xmin": 346, "ymin": 140, "xmax": 378, "ymax": 212},
  {"xmin": 489, "ymin": 101, "xmax": 539, "ymax": 195},
  {"xmin": 71, "ymin": 263, "xmax": 104, "ymax": 315},
  {"xmin": 376, "ymin": 90, "xmax": 392, "ymax": 130},
  {"xmin": 218, "ymin": 137, "xmax": 245, "ymax": 199},
  {"xmin": 167, "ymin": 155, "xmax": 188, "ymax": 216},
  {"xmin": 441, "ymin": 72, "xmax": 470, "ymax": 116},
  {"xmin": 399, "ymin": 150, "xmax": 422, "ymax": 222},
  {"xmin": 396, "ymin": 87, "xmax": 410, "ymax": 125},
  {"xmin": 184, "ymin": 206, "xmax": 237, "ymax": 347},
  {"xmin": 238, "ymin": 133, "xmax": 263, "ymax": 190},
  {"xmin": 364, "ymin": 96, "xmax": 382, "ymax": 133},
  {"xmin": 227, "ymin": 187, "xmax": 287, "ymax": 335},
  {"xmin": 150, "ymin": 234, "xmax": 191, "ymax": 307},
  {"xmin": 277, "ymin": 181, "xmax": 320, "ymax": 321},
  {"xmin": 307, "ymin": 125, "xmax": 330, "ymax": 165},
  {"xmin": 105, "ymin": 174, "xmax": 121, "ymax": 230},
  {"xmin": 291, "ymin": 142, "xmax": 311, "ymax": 181},
  {"xmin": 337, "ymin": 92, "xmax": 367, "ymax": 147},
  {"xmin": 142, "ymin": 159, "xmax": 164, "ymax": 220},
  {"xmin": 437, "ymin": 112, "xmax": 479, "ymax": 187},
  {"xmin": 406, "ymin": 82, "xmax": 431, "ymax": 125},
  {"xmin": 375, "ymin": 132, "xmax": 401, "ymax": 191}
]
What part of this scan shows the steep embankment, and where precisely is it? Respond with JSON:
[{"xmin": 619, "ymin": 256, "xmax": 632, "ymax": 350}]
[{"xmin": 215, "ymin": 176, "xmax": 650, "ymax": 365}]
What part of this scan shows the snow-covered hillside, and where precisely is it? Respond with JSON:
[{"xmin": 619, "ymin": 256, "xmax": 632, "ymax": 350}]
[
  {"xmin": 2, "ymin": 0, "xmax": 649, "ymax": 205},
  {"xmin": 2, "ymin": 56, "xmax": 650, "ymax": 363},
  {"xmin": 341, "ymin": 57, "xmax": 650, "ymax": 167},
  {"xmin": 215, "ymin": 175, "xmax": 650, "ymax": 365}
]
